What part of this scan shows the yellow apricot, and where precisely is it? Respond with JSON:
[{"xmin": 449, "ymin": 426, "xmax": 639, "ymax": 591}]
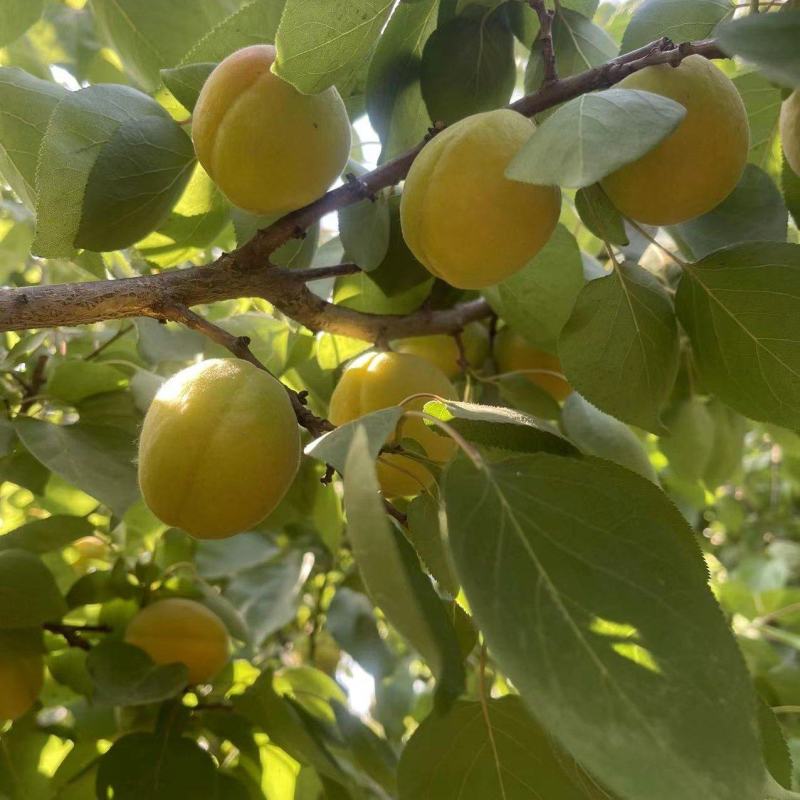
[
  {"xmin": 781, "ymin": 90, "xmax": 800, "ymax": 177},
  {"xmin": 138, "ymin": 358, "xmax": 300, "ymax": 540},
  {"xmin": 192, "ymin": 44, "xmax": 351, "ymax": 214},
  {"xmin": 393, "ymin": 323, "xmax": 490, "ymax": 378},
  {"xmin": 0, "ymin": 652, "xmax": 43, "ymax": 721},
  {"xmin": 125, "ymin": 598, "xmax": 229, "ymax": 685},
  {"xmin": 400, "ymin": 109, "xmax": 561, "ymax": 289},
  {"xmin": 73, "ymin": 536, "xmax": 107, "ymax": 560},
  {"xmin": 328, "ymin": 351, "xmax": 457, "ymax": 498},
  {"xmin": 494, "ymin": 328, "xmax": 571, "ymax": 403},
  {"xmin": 601, "ymin": 55, "xmax": 749, "ymax": 225}
]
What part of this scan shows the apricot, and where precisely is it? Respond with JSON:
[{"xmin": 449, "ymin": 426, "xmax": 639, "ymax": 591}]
[
  {"xmin": 601, "ymin": 55, "xmax": 748, "ymax": 225},
  {"xmin": 781, "ymin": 90, "xmax": 800, "ymax": 177},
  {"xmin": 0, "ymin": 651, "xmax": 43, "ymax": 721},
  {"xmin": 494, "ymin": 328, "xmax": 571, "ymax": 402},
  {"xmin": 192, "ymin": 44, "xmax": 351, "ymax": 214},
  {"xmin": 125, "ymin": 598, "xmax": 229, "ymax": 684},
  {"xmin": 73, "ymin": 536, "xmax": 108, "ymax": 560},
  {"xmin": 393, "ymin": 323, "xmax": 490, "ymax": 378},
  {"xmin": 138, "ymin": 358, "xmax": 300, "ymax": 540},
  {"xmin": 328, "ymin": 351, "xmax": 457, "ymax": 498},
  {"xmin": 400, "ymin": 109, "xmax": 561, "ymax": 289}
]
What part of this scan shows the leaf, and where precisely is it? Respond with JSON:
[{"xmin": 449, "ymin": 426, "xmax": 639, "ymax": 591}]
[
  {"xmin": 274, "ymin": 0, "xmax": 395, "ymax": 95},
  {"xmin": 34, "ymin": 84, "xmax": 194, "ymax": 256},
  {"xmin": 422, "ymin": 399, "xmax": 578, "ymax": 456},
  {"xmin": 91, "ymin": 0, "xmax": 240, "ymax": 90},
  {"xmin": 343, "ymin": 428, "xmax": 465, "ymax": 707},
  {"xmin": 420, "ymin": 9, "xmax": 515, "ymax": 125},
  {"xmin": 716, "ymin": 11, "xmax": 800, "ymax": 90},
  {"xmin": 0, "ymin": 549, "xmax": 66, "ymax": 628},
  {"xmin": 160, "ymin": 63, "xmax": 215, "ymax": 112},
  {"xmin": 561, "ymin": 393, "xmax": 657, "ymax": 482},
  {"xmin": 47, "ymin": 360, "xmax": 127, "ymax": 405},
  {"xmin": 0, "ymin": 515, "xmax": 94, "ymax": 554},
  {"xmin": 398, "ymin": 696, "xmax": 610, "ymax": 799},
  {"xmin": 783, "ymin": 155, "xmax": 800, "ymax": 227},
  {"xmin": 620, "ymin": 0, "xmax": 732, "ymax": 53},
  {"xmin": 483, "ymin": 225, "xmax": 586, "ymax": 352},
  {"xmin": 525, "ymin": 8, "xmax": 616, "ymax": 95},
  {"xmin": 0, "ymin": 67, "xmax": 66, "ymax": 210},
  {"xmin": 671, "ymin": 165, "xmax": 788, "ymax": 261},
  {"xmin": 196, "ymin": 532, "xmax": 282, "ymax": 580},
  {"xmin": 326, "ymin": 587, "xmax": 395, "ymax": 679},
  {"xmin": 660, "ymin": 397, "xmax": 715, "ymax": 483},
  {"xmin": 575, "ymin": 184, "xmax": 629, "ymax": 246},
  {"xmin": 734, "ymin": 71, "xmax": 783, "ymax": 171},
  {"xmin": 96, "ymin": 732, "xmax": 219, "ymax": 800},
  {"xmin": 507, "ymin": 89, "xmax": 686, "ymax": 190},
  {"xmin": 87, "ymin": 640, "xmax": 189, "ymax": 706},
  {"xmin": 675, "ymin": 242, "xmax": 800, "ymax": 431},
  {"xmin": 305, "ymin": 406, "xmax": 404, "ymax": 474},
  {"xmin": 758, "ymin": 700, "xmax": 794, "ymax": 790},
  {"xmin": 0, "ymin": 0, "xmax": 44, "ymax": 47},
  {"xmin": 406, "ymin": 493, "xmax": 459, "ymax": 597},
  {"xmin": 338, "ymin": 187, "xmax": 391, "ymax": 272},
  {"xmin": 703, "ymin": 399, "xmax": 747, "ymax": 490},
  {"xmin": 559, "ymin": 262, "xmax": 679, "ymax": 433},
  {"xmin": 15, "ymin": 418, "xmax": 139, "ymax": 517},
  {"xmin": 443, "ymin": 452, "xmax": 764, "ymax": 800},
  {"xmin": 366, "ymin": 0, "xmax": 438, "ymax": 156}
]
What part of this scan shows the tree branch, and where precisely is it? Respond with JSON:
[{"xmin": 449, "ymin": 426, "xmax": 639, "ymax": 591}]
[
  {"xmin": 0, "ymin": 36, "xmax": 726, "ymax": 342},
  {"xmin": 529, "ymin": 0, "xmax": 558, "ymax": 84}
]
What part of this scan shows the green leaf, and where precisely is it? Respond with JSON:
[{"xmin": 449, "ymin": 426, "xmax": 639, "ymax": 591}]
[
  {"xmin": 97, "ymin": 731, "xmax": 219, "ymax": 800},
  {"xmin": 87, "ymin": 640, "xmax": 188, "ymax": 705},
  {"xmin": 420, "ymin": 9, "xmax": 515, "ymax": 125},
  {"xmin": 47, "ymin": 360, "xmax": 127, "ymax": 405},
  {"xmin": 507, "ymin": 89, "xmax": 686, "ymax": 190},
  {"xmin": 0, "ymin": 67, "xmax": 66, "ymax": 210},
  {"xmin": 0, "ymin": 548, "xmax": 66, "ymax": 628},
  {"xmin": 0, "ymin": 0, "xmax": 44, "ymax": 47},
  {"xmin": 575, "ymin": 184, "xmax": 629, "ymax": 246},
  {"xmin": 423, "ymin": 399, "xmax": 578, "ymax": 456},
  {"xmin": 443, "ymin": 452, "xmax": 764, "ymax": 800},
  {"xmin": 0, "ymin": 515, "xmax": 94, "ymax": 554},
  {"xmin": 33, "ymin": 84, "xmax": 195, "ymax": 256},
  {"xmin": 561, "ymin": 393, "xmax": 657, "ymax": 482},
  {"xmin": 758, "ymin": 700, "xmax": 794, "ymax": 790},
  {"xmin": 406, "ymin": 493, "xmax": 458, "ymax": 596},
  {"xmin": 366, "ymin": 0, "xmax": 438, "ymax": 156},
  {"xmin": 483, "ymin": 224, "xmax": 585, "ymax": 352},
  {"xmin": 305, "ymin": 406, "xmax": 404, "ymax": 474},
  {"xmin": 525, "ymin": 8, "xmax": 616, "ymax": 95},
  {"xmin": 784, "ymin": 156, "xmax": 800, "ymax": 227},
  {"xmin": 160, "ymin": 63, "xmax": 215, "ymax": 112},
  {"xmin": 338, "ymin": 188, "xmax": 391, "ymax": 272},
  {"xmin": 734, "ymin": 71, "xmax": 783, "ymax": 171},
  {"xmin": 675, "ymin": 242, "xmax": 800, "ymax": 431},
  {"xmin": 660, "ymin": 396, "xmax": 715, "ymax": 483},
  {"xmin": 91, "ymin": 0, "xmax": 240, "ymax": 90},
  {"xmin": 274, "ymin": 0, "xmax": 395, "ymax": 95},
  {"xmin": 398, "ymin": 696, "xmax": 610, "ymax": 799},
  {"xmin": 703, "ymin": 399, "xmax": 747, "ymax": 490},
  {"xmin": 343, "ymin": 428, "xmax": 465, "ymax": 707},
  {"xmin": 560, "ymin": 262, "xmax": 679, "ymax": 433},
  {"xmin": 15, "ymin": 418, "xmax": 139, "ymax": 517},
  {"xmin": 716, "ymin": 11, "xmax": 800, "ymax": 90},
  {"xmin": 672, "ymin": 165, "xmax": 788, "ymax": 261},
  {"xmin": 620, "ymin": 0, "xmax": 732, "ymax": 54}
]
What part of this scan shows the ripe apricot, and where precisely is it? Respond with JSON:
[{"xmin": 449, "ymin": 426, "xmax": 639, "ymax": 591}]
[
  {"xmin": 192, "ymin": 44, "xmax": 351, "ymax": 214},
  {"xmin": 138, "ymin": 358, "xmax": 300, "ymax": 540},
  {"xmin": 494, "ymin": 328, "xmax": 571, "ymax": 402},
  {"xmin": 781, "ymin": 90, "xmax": 800, "ymax": 177},
  {"xmin": 328, "ymin": 351, "xmax": 457, "ymax": 498},
  {"xmin": 73, "ymin": 536, "xmax": 108, "ymax": 560},
  {"xmin": 124, "ymin": 598, "xmax": 229, "ymax": 684},
  {"xmin": 393, "ymin": 323, "xmax": 490, "ymax": 378},
  {"xmin": 400, "ymin": 109, "xmax": 561, "ymax": 289},
  {"xmin": 0, "ymin": 651, "xmax": 43, "ymax": 721},
  {"xmin": 601, "ymin": 55, "xmax": 748, "ymax": 225}
]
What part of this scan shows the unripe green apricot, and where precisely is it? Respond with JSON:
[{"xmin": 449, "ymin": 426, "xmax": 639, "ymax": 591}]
[
  {"xmin": 400, "ymin": 109, "xmax": 561, "ymax": 290},
  {"xmin": 494, "ymin": 328, "xmax": 571, "ymax": 403},
  {"xmin": 125, "ymin": 598, "xmax": 229, "ymax": 685},
  {"xmin": 393, "ymin": 323, "xmax": 490, "ymax": 378},
  {"xmin": 138, "ymin": 358, "xmax": 300, "ymax": 540},
  {"xmin": 601, "ymin": 55, "xmax": 749, "ymax": 226},
  {"xmin": 781, "ymin": 90, "xmax": 800, "ymax": 177},
  {"xmin": 328, "ymin": 351, "xmax": 457, "ymax": 498},
  {"xmin": 0, "ymin": 651, "xmax": 43, "ymax": 722},
  {"xmin": 192, "ymin": 44, "xmax": 351, "ymax": 214}
]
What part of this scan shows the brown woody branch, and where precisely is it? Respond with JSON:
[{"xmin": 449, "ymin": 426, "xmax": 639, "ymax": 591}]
[
  {"xmin": 44, "ymin": 622, "xmax": 111, "ymax": 650},
  {"xmin": 529, "ymin": 0, "xmax": 558, "ymax": 84},
  {"xmin": 0, "ymin": 36, "xmax": 726, "ymax": 343}
]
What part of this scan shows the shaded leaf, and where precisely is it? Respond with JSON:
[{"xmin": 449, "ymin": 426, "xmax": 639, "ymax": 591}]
[{"xmin": 0, "ymin": 549, "xmax": 66, "ymax": 628}]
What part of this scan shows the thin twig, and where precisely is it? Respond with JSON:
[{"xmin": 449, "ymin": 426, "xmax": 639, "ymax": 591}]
[
  {"xmin": 529, "ymin": 0, "xmax": 558, "ymax": 84},
  {"xmin": 85, "ymin": 324, "xmax": 134, "ymax": 361},
  {"xmin": 44, "ymin": 622, "xmax": 111, "ymax": 650},
  {"xmin": 19, "ymin": 354, "xmax": 48, "ymax": 413},
  {"xmin": 292, "ymin": 262, "xmax": 362, "ymax": 282},
  {"xmin": 384, "ymin": 500, "xmax": 408, "ymax": 526}
]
